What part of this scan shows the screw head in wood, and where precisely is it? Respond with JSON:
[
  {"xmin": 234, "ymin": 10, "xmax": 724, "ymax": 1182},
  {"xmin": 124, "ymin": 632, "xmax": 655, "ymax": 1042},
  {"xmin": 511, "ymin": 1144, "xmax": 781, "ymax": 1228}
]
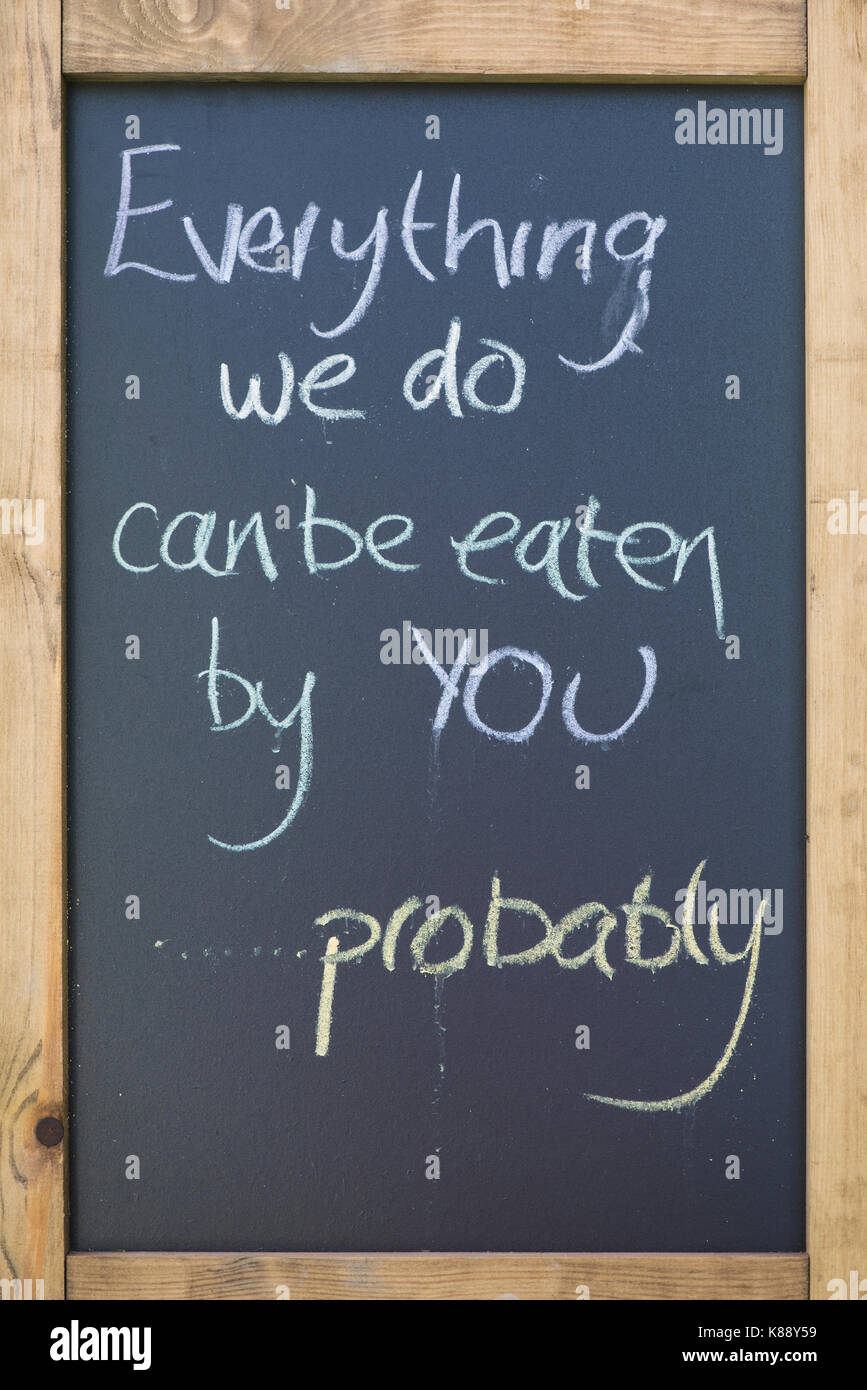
[{"xmin": 35, "ymin": 1116, "xmax": 64, "ymax": 1147}]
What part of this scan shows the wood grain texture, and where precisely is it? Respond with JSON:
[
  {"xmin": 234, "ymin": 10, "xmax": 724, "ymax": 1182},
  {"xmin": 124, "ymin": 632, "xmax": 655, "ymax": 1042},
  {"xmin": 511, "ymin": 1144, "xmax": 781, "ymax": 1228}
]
[
  {"xmin": 67, "ymin": 1251, "xmax": 807, "ymax": 1300},
  {"xmin": 0, "ymin": 1, "xmax": 65, "ymax": 1300},
  {"xmin": 62, "ymin": 0, "xmax": 806, "ymax": 81},
  {"xmin": 806, "ymin": 0, "xmax": 867, "ymax": 1303}
]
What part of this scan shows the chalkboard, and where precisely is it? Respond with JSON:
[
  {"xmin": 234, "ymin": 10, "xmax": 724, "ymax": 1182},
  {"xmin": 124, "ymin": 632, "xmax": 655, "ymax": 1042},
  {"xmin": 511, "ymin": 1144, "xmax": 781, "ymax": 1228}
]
[{"xmin": 67, "ymin": 82, "xmax": 804, "ymax": 1254}]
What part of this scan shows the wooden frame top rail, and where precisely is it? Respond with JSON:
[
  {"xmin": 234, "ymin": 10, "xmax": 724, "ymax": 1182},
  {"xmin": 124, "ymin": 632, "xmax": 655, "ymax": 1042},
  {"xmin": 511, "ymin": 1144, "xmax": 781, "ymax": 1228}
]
[{"xmin": 63, "ymin": 0, "xmax": 807, "ymax": 83}]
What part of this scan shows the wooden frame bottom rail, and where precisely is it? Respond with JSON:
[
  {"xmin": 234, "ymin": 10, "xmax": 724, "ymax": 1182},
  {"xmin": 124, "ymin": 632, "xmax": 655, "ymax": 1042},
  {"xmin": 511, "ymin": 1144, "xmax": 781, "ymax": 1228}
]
[{"xmin": 66, "ymin": 1252, "xmax": 807, "ymax": 1300}]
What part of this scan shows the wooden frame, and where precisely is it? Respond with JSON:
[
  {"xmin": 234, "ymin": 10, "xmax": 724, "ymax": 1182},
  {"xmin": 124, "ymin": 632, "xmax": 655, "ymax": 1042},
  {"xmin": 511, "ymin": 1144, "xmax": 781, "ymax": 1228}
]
[{"xmin": 1, "ymin": 0, "xmax": 862, "ymax": 1301}]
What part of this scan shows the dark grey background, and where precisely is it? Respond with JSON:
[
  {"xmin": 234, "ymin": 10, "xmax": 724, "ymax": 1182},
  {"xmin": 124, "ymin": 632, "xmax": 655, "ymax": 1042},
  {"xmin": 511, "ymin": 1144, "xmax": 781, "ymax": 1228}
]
[{"xmin": 67, "ymin": 83, "xmax": 805, "ymax": 1252}]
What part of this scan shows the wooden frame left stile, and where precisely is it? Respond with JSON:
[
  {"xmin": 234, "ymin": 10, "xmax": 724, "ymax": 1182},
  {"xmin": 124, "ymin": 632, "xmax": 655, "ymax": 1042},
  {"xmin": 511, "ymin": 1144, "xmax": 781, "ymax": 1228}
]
[{"xmin": 0, "ymin": 0, "xmax": 65, "ymax": 1303}]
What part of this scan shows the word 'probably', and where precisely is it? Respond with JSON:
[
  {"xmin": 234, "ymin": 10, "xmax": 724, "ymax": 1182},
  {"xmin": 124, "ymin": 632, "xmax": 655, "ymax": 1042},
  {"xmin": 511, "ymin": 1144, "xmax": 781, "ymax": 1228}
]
[{"xmin": 313, "ymin": 859, "xmax": 765, "ymax": 1115}]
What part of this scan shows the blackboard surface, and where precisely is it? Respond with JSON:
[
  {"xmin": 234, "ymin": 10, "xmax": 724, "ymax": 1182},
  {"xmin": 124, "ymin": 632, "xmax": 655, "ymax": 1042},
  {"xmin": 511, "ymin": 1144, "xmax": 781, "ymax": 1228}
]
[{"xmin": 67, "ymin": 83, "xmax": 804, "ymax": 1253}]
